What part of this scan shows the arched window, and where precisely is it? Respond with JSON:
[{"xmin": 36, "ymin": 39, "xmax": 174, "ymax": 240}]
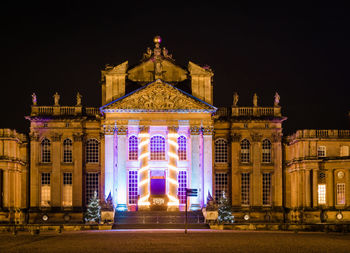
[
  {"xmin": 240, "ymin": 139, "xmax": 250, "ymax": 163},
  {"xmin": 178, "ymin": 136, "xmax": 187, "ymax": 160},
  {"xmin": 41, "ymin": 138, "xmax": 51, "ymax": 163},
  {"xmin": 150, "ymin": 136, "xmax": 165, "ymax": 160},
  {"xmin": 63, "ymin": 138, "xmax": 73, "ymax": 163},
  {"xmin": 262, "ymin": 139, "xmax": 272, "ymax": 163},
  {"xmin": 86, "ymin": 139, "xmax": 99, "ymax": 163},
  {"xmin": 215, "ymin": 139, "xmax": 228, "ymax": 163},
  {"xmin": 128, "ymin": 136, "xmax": 138, "ymax": 160}
]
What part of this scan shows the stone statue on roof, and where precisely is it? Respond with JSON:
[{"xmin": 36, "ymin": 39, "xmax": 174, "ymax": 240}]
[
  {"xmin": 31, "ymin": 93, "xmax": 37, "ymax": 106},
  {"xmin": 76, "ymin": 92, "xmax": 82, "ymax": 106},
  {"xmin": 274, "ymin": 92, "xmax": 280, "ymax": 106},
  {"xmin": 53, "ymin": 92, "xmax": 60, "ymax": 106},
  {"xmin": 233, "ymin": 92, "xmax": 239, "ymax": 107},
  {"xmin": 253, "ymin": 93, "xmax": 258, "ymax": 107}
]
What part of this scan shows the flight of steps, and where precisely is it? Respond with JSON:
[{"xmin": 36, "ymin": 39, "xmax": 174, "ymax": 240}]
[{"xmin": 112, "ymin": 210, "xmax": 209, "ymax": 229}]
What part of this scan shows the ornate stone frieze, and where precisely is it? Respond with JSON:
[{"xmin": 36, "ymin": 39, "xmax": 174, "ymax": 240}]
[
  {"xmin": 230, "ymin": 133, "xmax": 242, "ymax": 142},
  {"xmin": 167, "ymin": 126, "xmax": 179, "ymax": 133}
]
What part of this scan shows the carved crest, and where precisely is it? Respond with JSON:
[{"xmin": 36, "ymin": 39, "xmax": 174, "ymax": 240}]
[{"xmin": 102, "ymin": 80, "xmax": 216, "ymax": 112}]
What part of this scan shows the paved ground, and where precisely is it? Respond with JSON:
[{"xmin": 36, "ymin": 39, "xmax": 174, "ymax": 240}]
[{"xmin": 0, "ymin": 229, "xmax": 349, "ymax": 253}]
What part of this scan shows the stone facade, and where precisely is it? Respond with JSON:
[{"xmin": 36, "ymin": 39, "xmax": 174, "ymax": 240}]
[{"xmin": 0, "ymin": 36, "xmax": 349, "ymax": 224}]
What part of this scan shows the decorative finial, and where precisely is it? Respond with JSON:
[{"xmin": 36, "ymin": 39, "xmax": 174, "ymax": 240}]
[
  {"xmin": 31, "ymin": 93, "xmax": 37, "ymax": 106},
  {"xmin": 153, "ymin": 35, "xmax": 162, "ymax": 44},
  {"xmin": 53, "ymin": 92, "xmax": 60, "ymax": 106}
]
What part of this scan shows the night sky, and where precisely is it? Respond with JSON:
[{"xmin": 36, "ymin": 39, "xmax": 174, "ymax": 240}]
[{"xmin": 1, "ymin": 2, "xmax": 349, "ymax": 135}]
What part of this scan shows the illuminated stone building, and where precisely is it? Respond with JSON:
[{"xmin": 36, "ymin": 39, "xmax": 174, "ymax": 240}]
[{"xmin": 0, "ymin": 36, "xmax": 349, "ymax": 224}]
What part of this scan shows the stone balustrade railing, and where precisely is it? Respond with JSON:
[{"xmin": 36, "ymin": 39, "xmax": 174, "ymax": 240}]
[
  {"xmin": 290, "ymin": 129, "xmax": 350, "ymax": 140},
  {"xmin": 31, "ymin": 106, "xmax": 100, "ymax": 117},
  {"xmin": 231, "ymin": 106, "xmax": 281, "ymax": 117}
]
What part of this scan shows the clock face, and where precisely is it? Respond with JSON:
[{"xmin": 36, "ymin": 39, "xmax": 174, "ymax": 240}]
[
  {"xmin": 336, "ymin": 213, "xmax": 343, "ymax": 220},
  {"xmin": 243, "ymin": 214, "xmax": 250, "ymax": 221},
  {"xmin": 42, "ymin": 214, "xmax": 49, "ymax": 221},
  {"xmin": 337, "ymin": 171, "xmax": 344, "ymax": 179}
]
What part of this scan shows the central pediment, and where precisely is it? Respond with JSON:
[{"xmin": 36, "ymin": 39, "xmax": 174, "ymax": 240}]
[{"xmin": 101, "ymin": 80, "xmax": 216, "ymax": 113}]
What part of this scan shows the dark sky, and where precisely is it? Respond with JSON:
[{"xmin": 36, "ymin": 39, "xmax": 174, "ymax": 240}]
[{"xmin": 1, "ymin": 2, "xmax": 349, "ymax": 135}]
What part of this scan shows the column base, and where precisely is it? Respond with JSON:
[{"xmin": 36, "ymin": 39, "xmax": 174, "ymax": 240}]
[
  {"xmin": 190, "ymin": 204, "xmax": 201, "ymax": 211},
  {"xmin": 116, "ymin": 204, "xmax": 127, "ymax": 212}
]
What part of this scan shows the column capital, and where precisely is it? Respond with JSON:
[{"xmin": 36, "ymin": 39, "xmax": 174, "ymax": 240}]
[
  {"xmin": 117, "ymin": 126, "xmax": 128, "ymax": 135},
  {"xmin": 202, "ymin": 126, "xmax": 214, "ymax": 135},
  {"xmin": 250, "ymin": 132, "xmax": 263, "ymax": 142},
  {"xmin": 73, "ymin": 132, "xmax": 84, "ymax": 142},
  {"xmin": 271, "ymin": 132, "xmax": 282, "ymax": 143},
  {"xmin": 230, "ymin": 132, "xmax": 242, "ymax": 142},
  {"xmin": 51, "ymin": 133, "xmax": 62, "ymax": 142},
  {"xmin": 139, "ymin": 126, "xmax": 150, "ymax": 133},
  {"xmin": 190, "ymin": 126, "xmax": 201, "ymax": 135}
]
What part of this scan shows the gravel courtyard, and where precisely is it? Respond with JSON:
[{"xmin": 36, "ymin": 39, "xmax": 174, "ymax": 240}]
[{"xmin": 0, "ymin": 229, "xmax": 349, "ymax": 253}]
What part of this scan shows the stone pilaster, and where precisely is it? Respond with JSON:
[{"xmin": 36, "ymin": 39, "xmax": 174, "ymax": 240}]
[
  {"xmin": 167, "ymin": 126, "xmax": 179, "ymax": 209},
  {"xmin": 73, "ymin": 133, "xmax": 83, "ymax": 207},
  {"xmin": 203, "ymin": 127, "xmax": 213, "ymax": 207},
  {"xmin": 104, "ymin": 132, "xmax": 114, "ymax": 204},
  {"xmin": 116, "ymin": 126, "xmax": 127, "ymax": 210},
  {"xmin": 51, "ymin": 133, "xmax": 62, "ymax": 207},
  {"xmin": 190, "ymin": 126, "xmax": 201, "ymax": 210},
  {"xmin": 138, "ymin": 126, "xmax": 150, "ymax": 209}
]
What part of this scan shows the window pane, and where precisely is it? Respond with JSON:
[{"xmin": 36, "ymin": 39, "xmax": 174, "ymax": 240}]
[
  {"xmin": 63, "ymin": 139, "xmax": 73, "ymax": 163},
  {"xmin": 86, "ymin": 173, "xmax": 99, "ymax": 204},
  {"xmin": 215, "ymin": 139, "xmax": 228, "ymax": 163},
  {"xmin": 41, "ymin": 138, "xmax": 51, "ymax": 163},
  {"xmin": 262, "ymin": 139, "xmax": 271, "ymax": 163},
  {"xmin": 150, "ymin": 136, "xmax": 165, "ymax": 160},
  {"xmin": 215, "ymin": 172, "xmax": 229, "ymax": 201},
  {"xmin": 86, "ymin": 139, "xmax": 99, "ymax": 163},
  {"xmin": 178, "ymin": 171, "xmax": 187, "ymax": 204},
  {"xmin": 128, "ymin": 136, "xmax": 138, "ymax": 160},
  {"xmin": 240, "ymin": 139, "xmax": 250, "ymax": 163},
  {"xmin": 178, "ymin": 136, "xmax": 187, "ymax": 161},
  {"xmin": 262, "ymin": 173, "xmax": 271, "ymax": 205},
  {"xmin": 41, "ymin": 173, "xmax": 51, "ymax": 207},
  {"xmin": 241, "ymin": 173, "xmax": 250, "ymax": 205},
  {"xmin": 337, "ymin": 183, "xmax": 345, "ymax": 205},
  {"xmin": 318, "ymin": 184, "xmax": 326, "ymax": 204},
  {"xmin": 128, "ymin": 171, "xmax": 138, "ymax": 204}
]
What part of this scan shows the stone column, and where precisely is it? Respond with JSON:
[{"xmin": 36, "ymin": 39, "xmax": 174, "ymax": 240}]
[
  {"xmin": 272, "ymin": 133, "xmax": 283, "ymax": 207},
  {"xmin": 138, "ymin": 126, "xmax": 150, "ymax": 209},
  {"xmin": 203, "ymin": 127, "xmax": 213, "ymax": 207},
  {"xmin": 304, "ymin": 169, "xmax": 311, "ymax": 207},
  {"xmin": 251, "ymin": 133, "xmax": 262, "ymax": 206},
  {"xmin": 190, "ymin": 126, "xmax": 201, "ymax": 210},
  {"xmin": 104, "ymin": 131, "xmax": 114, "ymax": 204},
  {"xmin": 116, "ymin": 127, "xmax": 127, "ymax": 211},
  {"xmin": 29, "ymin": 133, "xmax": 39, "ymax": 208},
  {"xmin": 167, "ymin": 126, "xmax": 179, "ymax": 209}
]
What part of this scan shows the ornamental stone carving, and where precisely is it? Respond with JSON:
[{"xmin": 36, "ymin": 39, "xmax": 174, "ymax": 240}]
[
  {"xmin": 271, "ymin": 132, "xmax": 282, "ymax": 142},
  {"xmin": 117, "ymin": 126, "xmax": 128, "ymax": 135},
  {"xmin": 250, "ymin": 132, "xmax": 263, "ymax": 142},
  {"xmin": 73, "ymin": 133, "xmax": 84, "ymax": 142},
  {"xmin": 202, "ymin": 127, "xmax": 214, "ymax": 135},
  {"xmin": 103, "ymin": 80, "xmax": 214, "ymax": 111},
  {"xmin": 230, "ymin": 133, "xmax": 242, "ymax": 142},
  {"xmin": 190, "ymin": 126, "xmax": 201, "ymax": 135},
  {"xmin": 29, "ymin": 132, "xmax": 39, "ymax": 141},
  {"xmin": 51, "ymin": 133, "xmax": 62, "ymax": 142}
]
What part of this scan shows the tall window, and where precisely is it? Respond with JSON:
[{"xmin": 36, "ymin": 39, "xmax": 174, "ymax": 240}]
[
  {"xmin": 178, "ymin": 171, "xmax": 187, "ymax": 204},
  {"xmin": 337, "ymin": 183, "xmax": 345, "ymax": 205},
  {"xmin": 240, "ymin": 139, "xmax": 250, "ymax": 163},
  {"xmin": 86, "ymin": 139, "xmax": 99, "ymax": 163},
  {"xmin": 215, "ymin": 172, "xmax": 228, "ymax": 201},
  {"xmin": 317, "ymin": 146, "xmax": 326, "ymax": 157},
  {"xmin": 128, "ymin": 171, "xmax": 138, "ymax": 204},
  {"xmin": 318, "ymin": 184, "xmax": 326, "ymax": 205},
  {"xmin": 215, "ymin": 139, "xmax": 228, "ymax": 163},
  {"xmin": 41, "ymin": 138, "xmax": 51, "ymax": 163},
  {"xmin": 150, "ymin": 136, "xmax": 165, "ymax": 160},
  {"xmin": 63, "ymin": 138, "xmax": 73, "ymax": 163},
  {"xmin": 241, "ymin": 173, "xmax": 250, "ymax": 205},
  {"xmin": 41, "ymin": 173, "xmax": 51, "ymax": 207},
  {"xmin": 62, "ymin": 172, "xmax": 73, "ymax": 207},
  {"xmin": 178, "ymin": 136, "xmax": 187, "ymax": 161},
  {"xmin": 262, "ymin": 173, "xmax": 271, "ymax": 205},
  {"xmin": 262, "ymin": 139, "xmax": 272, "ymax": 163},
  {"xmin": 86, "ymin": 173, "xmax": 99, "ymax": 204},
  {"xmin": 128, "ymin": 136, "xmax": 138, "ymax": 160}
]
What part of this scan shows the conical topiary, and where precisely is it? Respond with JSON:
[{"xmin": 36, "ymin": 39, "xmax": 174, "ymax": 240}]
[
  {"xmin": 85, "ymin": 191, "xmax": 101, "ymax": 223},
  {"xmin": 218, "ymin": 191, "xmax": 234, "ymax": 224}
]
